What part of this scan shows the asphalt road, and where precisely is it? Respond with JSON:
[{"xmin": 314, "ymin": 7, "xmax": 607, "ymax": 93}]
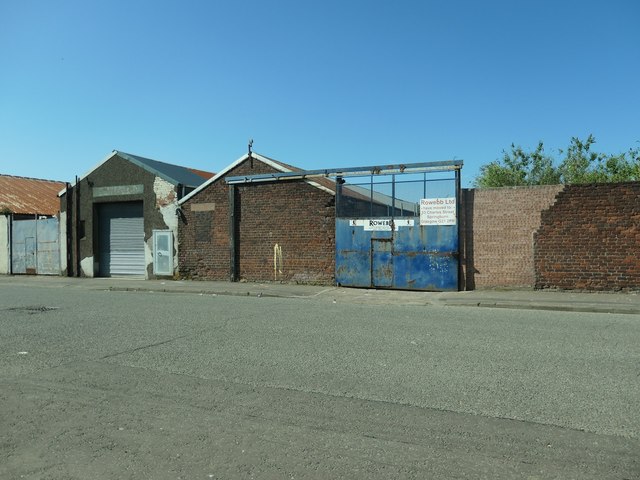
[{"xmin": 1, "ymin": 282, "xmax": 638, "ymax": 479}]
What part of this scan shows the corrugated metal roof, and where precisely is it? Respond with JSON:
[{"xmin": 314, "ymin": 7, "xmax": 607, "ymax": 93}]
[
  {"xmin": 187, "ymin": 167, "xmax": 215, "ymax": 180},
  {"xmin": 0, "ymin": 175, "xmax": 66, "ymax": 215},
  {"xmin": 179, "ymin": 152, "xmax": 343, "ymax": 205},
  {"xmin": 116, "ymin": 151, "xmax": 213, "ymax": 187}
]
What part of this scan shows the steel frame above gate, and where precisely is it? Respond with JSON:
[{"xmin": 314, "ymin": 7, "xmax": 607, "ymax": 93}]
[
  {"xmin": 225, "ymin": 160, "xmax": 461, "ymax": 184},
  {"xmin": 226, "ymin": 159, "xmax": 463, "ymax": 291}
]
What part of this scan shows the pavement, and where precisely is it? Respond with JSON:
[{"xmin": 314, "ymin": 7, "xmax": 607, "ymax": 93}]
[{"xmin": 2, "ymin": 275, "xmax": 640, "ymax": 314}]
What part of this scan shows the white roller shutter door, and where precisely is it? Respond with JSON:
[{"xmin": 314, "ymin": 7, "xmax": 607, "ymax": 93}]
[{"xmin": 99, "ymin": 203, "xmax": 145, "ymax": 276}]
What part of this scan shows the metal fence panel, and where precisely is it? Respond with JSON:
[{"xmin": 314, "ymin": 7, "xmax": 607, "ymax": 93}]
[
  {"xmin": 11, "ymin": 217, "xmax": 60, "ymax": 275},
  {"xmin": 36, "ymin": 217, "xmax": 61, "ymax": 275},
  {"xmin": 335, "ymin": 170, "xmax": 459, "ymax": 291}
]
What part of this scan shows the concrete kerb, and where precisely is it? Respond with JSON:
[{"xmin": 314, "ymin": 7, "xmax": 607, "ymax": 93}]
[
  {"xmin": 438, "ymin": 290, "xmax": 640, "ymax": 315},
  {"xmin": 133, "ymin": 282, "xmax": 640, "ymax": 314},
  {"xmin": 1, "ymin": 275, "xmax": 640, "ymax": 314}
]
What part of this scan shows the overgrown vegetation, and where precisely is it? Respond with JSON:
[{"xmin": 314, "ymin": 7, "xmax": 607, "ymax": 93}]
[{"xmin": 474, "ymin": 135, "xmax": 640, "ymax": 187}]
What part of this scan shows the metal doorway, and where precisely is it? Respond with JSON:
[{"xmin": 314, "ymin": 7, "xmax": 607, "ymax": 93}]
[
  {"xmin": 335, "ymin": 161, "xmax": 462, "ymax": 291},
  {"xmin": 98, "ymin": 202, "xmax": 145, "ymax": 277},
  {"xmin": 11, "ymin": 217, "xmax": 60, "ymax": 275}
]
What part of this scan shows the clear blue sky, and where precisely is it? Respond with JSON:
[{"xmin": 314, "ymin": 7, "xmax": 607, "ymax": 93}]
[{"xmin": 1, "ymin": 0, "xmax": 638, "ymax": 187}]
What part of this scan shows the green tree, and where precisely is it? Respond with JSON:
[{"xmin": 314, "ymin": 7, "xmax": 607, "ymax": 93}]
[
  {"xmin": 558, "ymin": 135, "xmax": 640, "ymax": 184},
  {"xmin": 474, "ymin": 141, "xmax": 560, "ymax": 188},
  {"xmin": 474, "ymin": 135, "xmax": 640, "ymax": 187}
]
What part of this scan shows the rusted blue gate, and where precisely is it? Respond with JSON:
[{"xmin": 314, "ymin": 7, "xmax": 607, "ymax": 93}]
[{"xmin": 335, "ymin": 161, "xmax": 462, "ymax": 291}]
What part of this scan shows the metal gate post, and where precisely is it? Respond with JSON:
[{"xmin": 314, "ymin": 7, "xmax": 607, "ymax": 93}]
[
  {"xmin": 8, "ymin": 213, "xmax": 13, "ymax": 275},
  {"xmin": 335, "ymin": 176, "xmax": 343, "ymax": 216},
  {"xmin": 456, "ymin": 167, "xmax": 462, "ymax": 291}
]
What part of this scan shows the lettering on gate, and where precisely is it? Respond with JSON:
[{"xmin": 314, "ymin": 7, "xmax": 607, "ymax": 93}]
[
  {"xmin": 348, "ymin": 218, "xmax": 414, "ymax": 231},
  {"xmin": 420, "ymin": 197, "xmax": 457, "ymax": 225}
]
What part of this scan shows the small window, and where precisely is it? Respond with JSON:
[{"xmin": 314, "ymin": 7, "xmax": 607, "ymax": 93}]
[{"xmin": 195, "ymin": 211, "xmax": 212, "ymax": 242}]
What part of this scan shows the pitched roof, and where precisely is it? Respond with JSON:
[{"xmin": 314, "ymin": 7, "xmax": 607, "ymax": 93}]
[
  {"xmin": 187, "ymin": 167, "xmax": 215, "ymax": 180},
  {"xmin": 59, "ymin": 150, "xmax": 214, "ymax": 195},
  {"xmin": 178, "ymin": 152, "xmax": 335, "ymax": 205},
  {"xmin": 116, "ymin": 151, "xmax": 213, "ymax": 187},
  {"xmin": 177, "ymin": 152, "xmax": 416, "ymax": 211},
  {"xmin": 0, "ymin": 175, "xmax": 66, "ymax": 215},
  {"xmin": 257, "ymin": 154, "xmax": 339, "ymax": 194}
]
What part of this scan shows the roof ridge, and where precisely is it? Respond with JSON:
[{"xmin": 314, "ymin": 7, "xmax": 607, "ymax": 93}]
[
  {"xmin": 116, "ymin": 150, "xmax": 212, "ymax": 174},
  {"xmin": 116, "ymin": 150, "xmax": 179, "ymax": 167},
  {"xmin": 0, "ymin": 173, "xmax": 65, "ymax": 184},
  {"xmin": 114, "ymin": 150, "xmax": 212, "ymax": 187},
  {"xmin": 252, "ymin": 152, "xmax": 301, "ymax": 172},
  {"xmin": 114, "ymin": 150, "xmax": 214, "ymax": 173}
]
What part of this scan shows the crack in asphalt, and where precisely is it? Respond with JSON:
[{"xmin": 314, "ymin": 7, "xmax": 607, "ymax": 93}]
[
  {"xmin": 4, "ymin": 305, "xmax": 60, "ymax": 314},
  {"xmin": 99, "ymin": 334, "xmax": 193, "ymax": 360}
]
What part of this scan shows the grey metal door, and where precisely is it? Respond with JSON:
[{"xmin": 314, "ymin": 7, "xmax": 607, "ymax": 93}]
[
  {"xmin": 99, "ymin": 203, "xmax": 145, "ymax": 277},
  {"xmin": 24, "ymin": 237, "xmax": 36, "ymax": 274},
  {"xmin": 35, "ymin": 218, "xmax": 61, "ymax": 274},
  {"xmin": 11, "ymin": 217, "xmax": 60, "ymax": 275}
]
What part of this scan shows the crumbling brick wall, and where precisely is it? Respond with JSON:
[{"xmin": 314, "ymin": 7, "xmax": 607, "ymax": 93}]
[
  {"xmin": 179, "ymin": 159, "xmax": 335, "ymax": 284},
  {"xmin": 535, "ymin": 182, "xmax": 640, "ymax": 290},
  {"xmin": 462, "ymin": 185, "xmax": 563, "ymax": 289}
]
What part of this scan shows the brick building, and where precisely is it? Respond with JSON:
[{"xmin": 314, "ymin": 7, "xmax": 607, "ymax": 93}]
[
  {"xmin": 61, "ymin": 151, "xmax": 212, "ymax": 278},
  {"xmin": 178, "ymin": 152, "xmax": 336, "ymax": 283},
  {"xmin": 178, "ymin": 154, "xmax": 465, "ymax": 290}
]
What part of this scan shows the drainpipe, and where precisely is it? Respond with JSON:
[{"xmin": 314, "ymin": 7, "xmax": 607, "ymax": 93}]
[
  {"xmin": 74, "ymin": 176, "xmax": 81, "ymax": 277},
  {"xmin": 65, "ymin": 183, "xmax": 72, "ymax": 276},
  {"xmin": 229, "ymin": 184, "xmax": 237, "ymax": 282}
]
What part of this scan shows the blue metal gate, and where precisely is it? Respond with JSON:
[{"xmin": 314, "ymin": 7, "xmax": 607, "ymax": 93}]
[
  {"xmin": 335, "ymin": 163, "xmax": 461, "ymax": 291},
  {"xmin": 335, "ymin": 219, "xmax": 459, "ymax": 290}
]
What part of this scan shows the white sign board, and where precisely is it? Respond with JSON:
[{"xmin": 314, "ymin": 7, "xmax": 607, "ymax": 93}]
[
  {"xmin": 349, "ymin": 218, "xmax": 414, "ymax": 231},
  {"xmin": 420, "ymin": 198, "xmax": 457, "ymax": 226}
]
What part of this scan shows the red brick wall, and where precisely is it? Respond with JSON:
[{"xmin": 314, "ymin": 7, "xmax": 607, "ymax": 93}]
[
  {"xmin": 535, "ymin": 182, "xmax": 640, "ymax": 291},
  {"xmin": 179, "ymin": 158, "xmax": 336, "ymax": 283},
  {"xmin": 461, "ymin": 185, "xmax": 563, "ymax": 289},
  {"xmin": 180, "ymin": 172, "xmax": 640, "ymax": 290}
]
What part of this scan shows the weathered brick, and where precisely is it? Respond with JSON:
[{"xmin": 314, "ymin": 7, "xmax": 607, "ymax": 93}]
[
  {"xmin": 179, "ymin": 158, "xmax": 335, "ymax": 284},
  {"xmin": 534, "ymin": 182, "xmax": 640, "ymax": 291}
]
